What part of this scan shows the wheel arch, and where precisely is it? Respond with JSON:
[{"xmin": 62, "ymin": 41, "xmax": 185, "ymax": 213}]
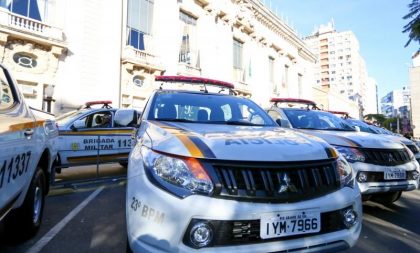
[{"xmin": 37, "ymin": 149, "xmax": 51, "ymax": 194}]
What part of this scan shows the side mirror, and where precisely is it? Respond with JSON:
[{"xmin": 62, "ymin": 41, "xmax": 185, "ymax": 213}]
[
  {"xmin": 354, "ymin": 126, "xmax": 361, "ymax": 132},
  {"xmin": 115, "ymin": 109, "xmax": 139, "ymax": 127},
  {"xmin": 72, "ymin": 119, "xmax": 85, "ymax": 130},
  {"xmin": 275, "ymin": 119, "xmax": 292, "ymax": 128}
]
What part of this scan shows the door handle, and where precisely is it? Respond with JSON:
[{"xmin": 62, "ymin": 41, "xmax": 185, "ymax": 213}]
[{"xmin": 24, "ymin": 129, "xmax": 34, "ymax": 137}]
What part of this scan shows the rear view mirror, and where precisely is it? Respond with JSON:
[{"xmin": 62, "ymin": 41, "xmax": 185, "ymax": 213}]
[
  {"xmin": 115, "ymin": 109, "xmax": 139, "ymax": 127},
  {"xmin": 72, "ymin": 119, "xmax": 85, "ymax": 130},
  {"xmin": 276, "ymin": 119, "xmax": 292, "ymax": 128}
]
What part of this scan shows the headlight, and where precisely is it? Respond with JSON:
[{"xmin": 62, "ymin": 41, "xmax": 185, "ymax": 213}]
[
  {"xmin": 404, "ymin": 145, "xmax": 415, "ymax": 161},
  {"xmin": 334, "ymin": 146, "xmax": 365, "ymax": 163},
  {"xmin": 337, "ymin": 156, "xmax": 355, "ymax": 188},
  {"xmin": 142, "ymin": 147, "xmax": 214, "ymax": 197}
]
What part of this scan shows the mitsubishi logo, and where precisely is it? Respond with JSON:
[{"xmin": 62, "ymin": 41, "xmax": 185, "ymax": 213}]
[
  {"xmin": 278, "ymin": 173, "xmax": 297, "ymax": 193},
  {"xmin": 388, "ymin": 153, "xmax": 395, "ymax": 163}
]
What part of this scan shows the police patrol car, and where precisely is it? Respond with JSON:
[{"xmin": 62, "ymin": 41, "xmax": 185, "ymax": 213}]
[
  {"xmin": 267, "ymin": 98, "xmax": 420, "ymax": 205},
  {"xmin": 123, "ymin": 76, "xmax": 362, "ymax": 253},
  {"xmin": 344, "ymin": 118, "xmax": 420, "ymax": 164},
  {"xmin": 0, "ymin": 64, "xmax": 58, "ymax": 240},
  {"xmin": 55, "ymin": 101, "xmax": 138, "ymax": 170}
]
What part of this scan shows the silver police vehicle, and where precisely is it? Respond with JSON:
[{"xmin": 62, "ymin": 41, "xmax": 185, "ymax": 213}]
[
  {"xmin": 0, "ymin": 64, "xmax": 58, "ymax": 240},
  {"xmin": 124, "ymin": 76, "xmax": 362, "ymax": 253},
  {"xmin": 267, "ymin": 98, "xmax": 420, "ymax": 205},
  {"xmin": 55, "ymin": 101, "xmax": 138, "ymax": 170}
]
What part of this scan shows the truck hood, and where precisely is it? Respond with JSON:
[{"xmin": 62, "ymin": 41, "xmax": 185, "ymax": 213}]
[
  {"xmin": 299, "ymin": 129, "xmax": 404, "ymax": 149},
  {"xmin": 380, "ymin": 134, "xmax": 414, "ymax": 145},
  {"xmin": 144, "ymin": 121, "xmax": 333, "ymax": 161}
]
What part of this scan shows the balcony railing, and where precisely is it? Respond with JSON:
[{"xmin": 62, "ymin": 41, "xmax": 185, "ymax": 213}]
[{"xmin": 0, "ymin": 8, "xmax": 63, "ymax": 41}]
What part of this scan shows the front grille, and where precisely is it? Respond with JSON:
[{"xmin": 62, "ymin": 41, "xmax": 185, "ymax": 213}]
[
  {"xmin": 406, "ymin": 144, "xmax": 419, "ymax": 154},
  {"xmin": 208, "ymin": 159, "xmax": 340, "ymax": 203},
  {"xmin": 183, "ymin": 207, "xmax": 349, "ymax": 248},
  {"xmin": 362, "ymin": 149, "xmax": 411, "ymax": 166},
  {"xmin": 358, "ymin": 170, "xmax": 417, "ymax": 182}
]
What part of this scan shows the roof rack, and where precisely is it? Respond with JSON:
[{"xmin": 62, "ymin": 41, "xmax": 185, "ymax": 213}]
[
  {"xmin": 155, "ymin": 75, "xmax": 235, "ymax": 94},
  {"xmin": 270, "ymin": 98, "xmax": 319, "ymax": 109},
  {"xmin": 85, "ymin": 100, "xmax": 112, "ymax": 109}
]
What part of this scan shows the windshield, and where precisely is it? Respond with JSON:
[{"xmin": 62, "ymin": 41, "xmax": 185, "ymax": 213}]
[
  {"xmin": 148, "ymin": 91, "xmax": 275, "ymax": 126},
  {"xmin": 283, "ymin": 109, "xmax": 355, "ymax": 131},
  {"xmin": 369, "ymin": 125, "xmax": 393, "ymax": 135},
  {"xmin": 345, "ymin": 119, "xmax": 376, "ymax": 133},
  {"xmin": 56, "ymin": 109, "xmax": 87, "ymax": 125}
]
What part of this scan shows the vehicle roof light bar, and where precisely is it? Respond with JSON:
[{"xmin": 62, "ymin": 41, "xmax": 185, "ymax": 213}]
[
  {"xmin": 326, "ymin": 110, "xmax": 350, "ymax": 119},
  {"xmin": 85, "ymin": 100, "xmax": 112, "ymax": 109},
  {"xmin": 270, "ymin": 98, "xmax": 319, "ymax": 109},
  {"xmin": 155, "ymin": 75, "xmax": 236, "ymax": 94}
]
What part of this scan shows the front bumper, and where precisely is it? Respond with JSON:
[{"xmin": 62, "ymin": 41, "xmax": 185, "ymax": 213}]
[
  {"xmin": 126, "ymin": 171, "xmax": 362, "ymax": 253},
  {"xmin": 351, "ymin": 160, "xmax": 420, "ymax": 194}
]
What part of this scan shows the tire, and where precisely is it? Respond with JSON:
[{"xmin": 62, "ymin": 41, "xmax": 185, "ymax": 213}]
[
  {"xmin": 4, "ymin": 166, "xmax": 46, "ymax": 242},
  {"xmin": 371, "ymin": 191, "xmax": 402, "ymax": 206}
]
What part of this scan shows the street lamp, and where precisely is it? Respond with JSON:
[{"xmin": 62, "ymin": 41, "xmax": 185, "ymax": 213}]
[{"xmin": 44, "ymin": 84, "xmax": 55, "ymax": 113}]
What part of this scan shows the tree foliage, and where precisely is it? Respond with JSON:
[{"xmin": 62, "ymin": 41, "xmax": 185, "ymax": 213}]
[
  {"xmin": 364, "ymin": 114, "xmax": 386, "ymax": 126},
  {"xmin": 403, "ymin": 0, "xmax": 420, "ymax": 48}
]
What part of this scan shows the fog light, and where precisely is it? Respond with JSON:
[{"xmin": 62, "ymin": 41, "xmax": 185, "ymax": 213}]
[
  {"xmin": 357, "ymin": 172, "xmax": 368, "ymax": 182},
  {"xmin": 190, "ymin": 222, "xmax": 213, "ymax": 248},
  {"xmin": 413, "ymin": 171, "xmax": 419, "ymax": 180},
  {"xmin": 342, "ymin": 209, "xmax": 358, "ymax": 228}
]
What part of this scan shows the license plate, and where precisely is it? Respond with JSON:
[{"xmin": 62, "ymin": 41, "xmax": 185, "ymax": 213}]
[
  {"xmin": 384, "ymin": 169, "xmax": 406, "ymax": 180},
  {"xmin": 260, "ymin": 210, "xmax": 320, "ymax": 239}
]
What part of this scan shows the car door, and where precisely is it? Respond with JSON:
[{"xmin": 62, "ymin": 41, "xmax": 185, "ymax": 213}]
[
  {"xmin": 59, "ymin": 110, "xmax": 132, "ymax": 166},
  {"xmin": 0, "ymin": 66, "xmax": 36, "ymax": 219}
]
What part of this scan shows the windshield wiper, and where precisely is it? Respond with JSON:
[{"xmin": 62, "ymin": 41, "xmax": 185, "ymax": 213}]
[
  {"xmin": 324, "ymin": 127, "xmax": 355, "ymax": 131},
  {"xmin": 209, "ymin": 120, "xmax": 265, "ymax": 126},
  {"xmin": 155, "ymin": 118, "xmax": 195, "ymax": 123}
]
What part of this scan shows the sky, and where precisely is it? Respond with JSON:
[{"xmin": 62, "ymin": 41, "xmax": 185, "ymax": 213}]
[{"xmin": 264, "ymin": 0, "xmax": 419, "ymax": 99}]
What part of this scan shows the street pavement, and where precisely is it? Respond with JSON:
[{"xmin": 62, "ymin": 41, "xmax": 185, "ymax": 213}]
[{"xmin": 1, "ymin": 164, "xmax": 419, "ymax": 253}]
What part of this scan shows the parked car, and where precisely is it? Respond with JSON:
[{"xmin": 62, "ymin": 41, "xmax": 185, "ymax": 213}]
[
  {"xmin": 267, "ymin": 98, "xmax": 419, "ymax": 205},
  {"xmin": 55, "ymin": 101, "xmax": 138, "ymax": 170},
  {"xmin": 0, "ymin": 64, "xmax": 58, "ymax": 240},
  {"xmin": 122, "ymin": 76, "xmax": 362, "ymax": 253},
  {"xmin": 345, "ymin": 119, "xmax": 420, "ymax": 163}
]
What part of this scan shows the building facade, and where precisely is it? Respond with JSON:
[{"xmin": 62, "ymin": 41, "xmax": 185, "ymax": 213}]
[
  {"xmin": 410, "ymin": 52, "xmax": 420, "ymax": 138},
  {"xmin": 364, "ymin": 77, "xmax": 378, "ymax": 115},
  {"xmin": 304, "ymin": 22, "xmax": 372, "ymax": 119},
  {"xmin": 380, "ymin": 86, "xmax": 410, "ymax": 118},
  {"xmin": 0, "ymin": 0, "xmax": 317, "ymax": 114}
]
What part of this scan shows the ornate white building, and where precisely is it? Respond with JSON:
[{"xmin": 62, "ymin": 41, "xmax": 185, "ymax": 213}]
[{"xmin": 0, "ymin": 0, "xmax": 317, "ymax": 113}]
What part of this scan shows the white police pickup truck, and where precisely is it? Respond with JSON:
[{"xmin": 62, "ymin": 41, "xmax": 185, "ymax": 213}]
[
  {"xmin": 267, "ymin": 98, "xmax": 420, "ymax": 205},
  {"xmin": 345, "ymin": 118, "xmax": 420, "ymax": 164},
  {"xmin": 55, "ymin": 101, "xmax": 138, "ymax": 170},
  {"xmin": 0, "ymin": 64, "xmax": 58, "ymax": 240},
  {"xmin": 123, "ymin": 76, "xmax": 362, "ymax": 253}
]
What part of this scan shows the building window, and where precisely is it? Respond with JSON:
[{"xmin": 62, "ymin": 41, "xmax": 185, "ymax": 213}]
[
  {"xmin": 298, "ymin": 73, "xmax": 303, "ymax": 97},
  {"xmin": 127, "ymin": 0, "xmax": 154, "ymax": 50},
  {"xmin": 179, "ymin": 11, "xmax": 198, "ymax": 67},
  {"xmin": 283, "ymin": 65, "xmax": 289, "ymax": 88},
  {"xmin": 4, "ymin": 0, "xmax": 48, "ymax": 21},
  {"xmin": 269, "ymin": 57, "xmax": 275, "ymax": 92},
  {"xmin": 233, "ymin": 38, "xmax": 244, "ymax": 82}
]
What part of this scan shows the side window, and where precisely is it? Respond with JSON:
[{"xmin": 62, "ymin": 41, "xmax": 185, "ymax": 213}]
[
  {"xmin": 76, "ymin": 112, "xmax": 113, "ymax": 128},
  {"xmin": 268, "ymin": 110, "xmax": 283, "ymax": 121},
  {"xmin": 0, "ymin": 69, "xmax": 15, "ymax": 110}
]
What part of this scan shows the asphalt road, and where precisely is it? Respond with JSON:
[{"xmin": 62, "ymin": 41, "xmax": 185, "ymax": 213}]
[{"xmin": 1, "ymin": 165, "xmax": 419, "ymax": 253}]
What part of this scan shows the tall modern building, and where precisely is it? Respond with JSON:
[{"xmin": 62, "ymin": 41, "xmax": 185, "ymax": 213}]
[
  {"xmin": 0, "ymin": 0, "xmax": 317, "ymax": 114},
  {"xmin": 410, "ymin": 52, "xmax": 420, "ymax": 138},
  {"xmin": 380, "ymin": 87, "xmax": 410, "ymax": 118},
  {"xmin": 304, "ymin": 22, "xmax": 372, "ymax": 118}
]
